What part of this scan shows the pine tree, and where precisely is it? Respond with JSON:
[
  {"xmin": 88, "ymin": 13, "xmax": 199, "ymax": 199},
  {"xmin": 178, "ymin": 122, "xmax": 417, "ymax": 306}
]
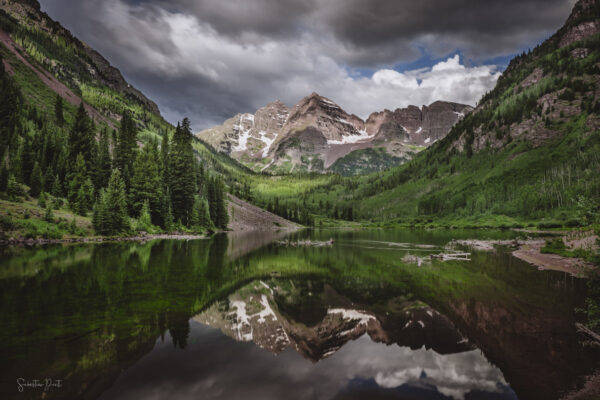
[
  {"xmin": 135, "ymin": 200, "xmax": 154, "ymax": 232},
  {"xmin": 106, "ymin": 169, "xmax": 129, "ymax": 233},
  {"xmin": 29, "ymin": 162, "xmax": 42, "ymax": 197},
  {"xmin": 93, "ymin": 189, "xmax": 110, "ymax": 235},
  {"xmin": 38, "ymin": 192, "xmax": 47, "ymax": 208},
  {"xmin": 75, "ymin": 178, "xmax": 94, "ymax": 215},
  {"xmin": 68, "ymin": 154, "xmax": 87, "ymax": 208},
  {"xmin": 164, "ymin": 203, "xmax": 174, "ymax": 232},
  {"xmin": 115, "ymin": 111, "xmax": 137, "ymax": 189},
  {"xmin": 44, "ymin": 203, "xmax": 54, "ymax": 223},
  {"xmin": 168, "ymin": 119, "xmax": 196, "ymax": 226},
  {"xmin": 6, "ymin": 174, "xmax": 23, "ymax": 199},
  {"xmin": 161, "ymin": 130, "xmax": 170, "ymax": 184},
  {"xmin": 93, "ymin": 127, "xmax": 112, "ymax": 191},
  {"xmin": 0, "ymin": 158, "xmax": 9, "ymax": 192},
  {"xmin": 192, "ymin": 195, "xmax": 212, "ymax": 229},
  {"xmin": 20, "ymin": 138, "xmax": 34, "ymax": 185},
  {"xmin": 54, "ymin": 94, "xmax": 64, "ymax": 127},
  {"xmin": 207, "ymin": 177, "xmax": 217, "ymax": 223},
  {"xmin": 68, "ymin": 103, "xmax": 95, "ymax": 173},
  {"xmin": 51, "ymin": 174, "xmax": 62, "ymax": 198},
  {"xmin": 215, "ymin": 177, "xmax": 229, "ymax": 229},
  {"xmin": 93, "ymin": 170, "xmax": 130, "ymax": 235},
  {"xmin": 42, "ymin": 167, "xmax": 54, "ymax": 193},
  {"xmin": 130, "ymin": 139, "xmax": 162, "ymax": 222}
]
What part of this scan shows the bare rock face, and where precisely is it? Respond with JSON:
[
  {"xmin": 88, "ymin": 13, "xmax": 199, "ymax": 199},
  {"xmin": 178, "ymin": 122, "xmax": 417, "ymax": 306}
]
[
  {"xmin": 196, "ymin": 92, "xmax": 471, "ymax": 174},
  {"xmin": 560, "ymin": 21, "xmax": 600, "ymax": 48}
]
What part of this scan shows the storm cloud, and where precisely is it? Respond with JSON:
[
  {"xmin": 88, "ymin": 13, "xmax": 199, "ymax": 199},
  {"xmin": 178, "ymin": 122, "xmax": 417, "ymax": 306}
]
[{"xmin": 39, "ymin": 0, "xmax": 575, "ymax": 130}]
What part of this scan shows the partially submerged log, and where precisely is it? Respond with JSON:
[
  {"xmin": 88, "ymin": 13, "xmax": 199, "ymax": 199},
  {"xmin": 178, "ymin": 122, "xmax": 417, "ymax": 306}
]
[
  {"xmin": 430, "ymin": 252, "xmax": 471, "ymax": 261},
  {"xmin": 277, "ymin": 239, "xmax": 334, "ymax": 247},
  {"xmin": 576, "ymin": 323, "xmax": 600, "ymax": 344}
]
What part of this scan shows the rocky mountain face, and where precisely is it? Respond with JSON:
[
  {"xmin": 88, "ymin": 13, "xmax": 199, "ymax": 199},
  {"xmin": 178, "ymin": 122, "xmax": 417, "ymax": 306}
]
[
  {"xmin": 197, "ymin": 93, "xmax": 472, "ymax": 175},
  {"xmin": 441, "ymin": 0, "xmax": 600, "ymax": 156},
  {"xmin": 194, "ymin": 280, "xmax": 473, "ymax": 361}
]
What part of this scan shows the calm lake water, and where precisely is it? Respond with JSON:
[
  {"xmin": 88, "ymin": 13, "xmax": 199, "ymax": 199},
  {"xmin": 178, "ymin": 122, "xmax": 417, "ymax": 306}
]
[{"xmin": 0, "ymin": 229, "xmax": 598, "ymax": 400}]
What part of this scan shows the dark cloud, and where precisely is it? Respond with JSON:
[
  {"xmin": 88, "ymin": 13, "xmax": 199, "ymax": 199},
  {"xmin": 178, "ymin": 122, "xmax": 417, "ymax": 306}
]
[
  {"xmin": 317, "ymin": 0, "xmax": 576, "ymax": 64},
  {"xmin": 38, "ymin": 0, "xmax": 574, "ymax": 130},
  {"xmin": 149, "ymin": 0, "xmax": 316, "ymax": 39}
]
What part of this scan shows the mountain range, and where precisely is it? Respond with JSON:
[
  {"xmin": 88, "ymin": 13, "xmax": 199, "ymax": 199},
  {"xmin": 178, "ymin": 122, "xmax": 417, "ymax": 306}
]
[{"xmin": 197, "ymin": 93, "xmax": 472, "ymax": 175}]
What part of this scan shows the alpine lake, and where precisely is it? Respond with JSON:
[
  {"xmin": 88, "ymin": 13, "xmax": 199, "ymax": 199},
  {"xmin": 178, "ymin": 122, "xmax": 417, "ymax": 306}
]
[{"xmin": 0, "ymin": 229, "xmax": 598, "ymax": 400}]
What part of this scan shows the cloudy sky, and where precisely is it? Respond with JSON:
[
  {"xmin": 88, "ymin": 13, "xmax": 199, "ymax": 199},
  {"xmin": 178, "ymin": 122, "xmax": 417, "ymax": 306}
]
[{"xmin": 39, "ymin": 0, "xmax": 576, "ymax": 130}]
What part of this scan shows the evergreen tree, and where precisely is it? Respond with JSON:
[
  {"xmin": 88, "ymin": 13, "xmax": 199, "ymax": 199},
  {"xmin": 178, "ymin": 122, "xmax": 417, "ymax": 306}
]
[
  {"xmin": 68, "ymin": 154, "xmax": 87, "ymax": 208},
  {"xmin": 0, "ymin": 158, "xmax": 9, "ymax": 192},
  {"xmin": 164, "ymin": 203, "xmax": 174, "ymax": 232},
  {"xmin": 51, "ymin": 174, "xmax": 62, "ymax": 198},
  {"xmin": 115, "ymin": 111, "xmax": 137, "ymax": 189},
  {"xmin": 20, "ymin": 137, "xmax": 34, "ymax": 185},
  {"xmin": 207, "ymin": 177, "xmax": 217, "ymax": 223},
  {"xmin": 68, "ymin": 103, "xmax": 95, "ymax": 173},
  {"xmin": 192, "ymin": 195, "xmax": 212, "ymax": 229},
  {"xmin": 92, "ymin": 189, "xmax": 108, "ymax": 234},
  {"xmin": 215, "ymin": 177, "xmax": 229, "ymax": 229},
  {"xmin": 38, "ymin": 191, "xmax": 47, "ymax": 208},
  {"xmin": 54, "ymin": 94, "xmax": 64, "ymax": 127},
  {"xmin": 93, "ymin": 127, "xmax": 112, "ymax": 191},
  {"xmin": 161, "ymin": 130, "xmax": 170, "ymax": 183},
  {"xmin": 93, "ymin": 170, "xmax": 129, "ymax": 235},
  {"xmin": 135, "ymin": 200, "xmax": 154, "ymax": 232},
  {"xmin": 42, "ymin": 167, "xmax": 54, "ymax": 193},
  {"xmin": 43, "ymin": 203, "xmax": 54, "ymax": 223},
  {"xmin": 168, "ymin": 119, "xmax": 196, "ymax": 226},
  {"xmin": 6, "ymin": 174, "xmax": 23, "ymax": 199},
  {"xmin": 130, "ymin": 139, "xmax": 162, "ymax": 222},
  {"xmin": 75, "ymin": 178, "xmax": 94, "ymax": 215},
  {"xmin": 29, "ymin": 162, "xmax": 42, "ymax": 197}
]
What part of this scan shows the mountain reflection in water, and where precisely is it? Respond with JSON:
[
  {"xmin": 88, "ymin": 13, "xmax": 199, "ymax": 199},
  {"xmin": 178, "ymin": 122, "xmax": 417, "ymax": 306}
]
[{"xmin": 0, "ymin": 229, "xmax": 597, "ymax": 400}]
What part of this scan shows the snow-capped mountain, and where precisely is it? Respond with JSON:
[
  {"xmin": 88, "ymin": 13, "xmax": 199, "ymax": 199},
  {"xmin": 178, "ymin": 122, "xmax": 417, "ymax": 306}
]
[{"xmin": 196, "ymin": 93, "xmax": 473, "ymax": 175}]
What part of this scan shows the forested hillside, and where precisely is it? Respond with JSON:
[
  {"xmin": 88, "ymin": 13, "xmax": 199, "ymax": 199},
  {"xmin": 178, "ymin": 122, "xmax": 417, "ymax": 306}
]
[{"xmin": 0, "ymin": 2, "xmax": 233, "ymax": 239}]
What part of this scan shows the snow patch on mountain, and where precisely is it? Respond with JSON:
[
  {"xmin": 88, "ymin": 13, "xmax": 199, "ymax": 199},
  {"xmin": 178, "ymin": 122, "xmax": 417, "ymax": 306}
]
[
  {"xmin": 232, "ymin": 113, "xmax": 255, "ymax": 152},
  {"xmin": 327, "ymin": 129, "xmax": 373, "ymax": 145}
]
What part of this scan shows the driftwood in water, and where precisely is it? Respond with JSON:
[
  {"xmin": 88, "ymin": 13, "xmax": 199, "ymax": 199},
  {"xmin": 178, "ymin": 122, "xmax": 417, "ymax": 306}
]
[
  {"xmin": 576, "ymin": 323, "xmax": 600, "ymax": 344},
  {"xmin": 429, "ymin": 252, "xmax": 471, "ymax": 261},
  {"xmin": 277, "ymin": 239, "xmax": 334, "ymax": 247}
]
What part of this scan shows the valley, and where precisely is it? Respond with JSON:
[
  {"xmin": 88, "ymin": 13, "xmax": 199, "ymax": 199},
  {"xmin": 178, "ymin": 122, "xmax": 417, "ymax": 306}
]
[{"xmin": 0, "ymin": 0, "xmax": 599, "ymax": 398}]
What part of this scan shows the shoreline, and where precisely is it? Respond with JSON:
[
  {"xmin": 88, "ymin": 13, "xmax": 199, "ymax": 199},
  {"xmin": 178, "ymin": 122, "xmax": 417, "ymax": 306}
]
[
  {"xmin": 0, "ymin": 233, "xmax": 209, "ymax": 247},
  {"xmin": 453, "ymin": 238, "xmax": 597, "ymax": 277}
]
